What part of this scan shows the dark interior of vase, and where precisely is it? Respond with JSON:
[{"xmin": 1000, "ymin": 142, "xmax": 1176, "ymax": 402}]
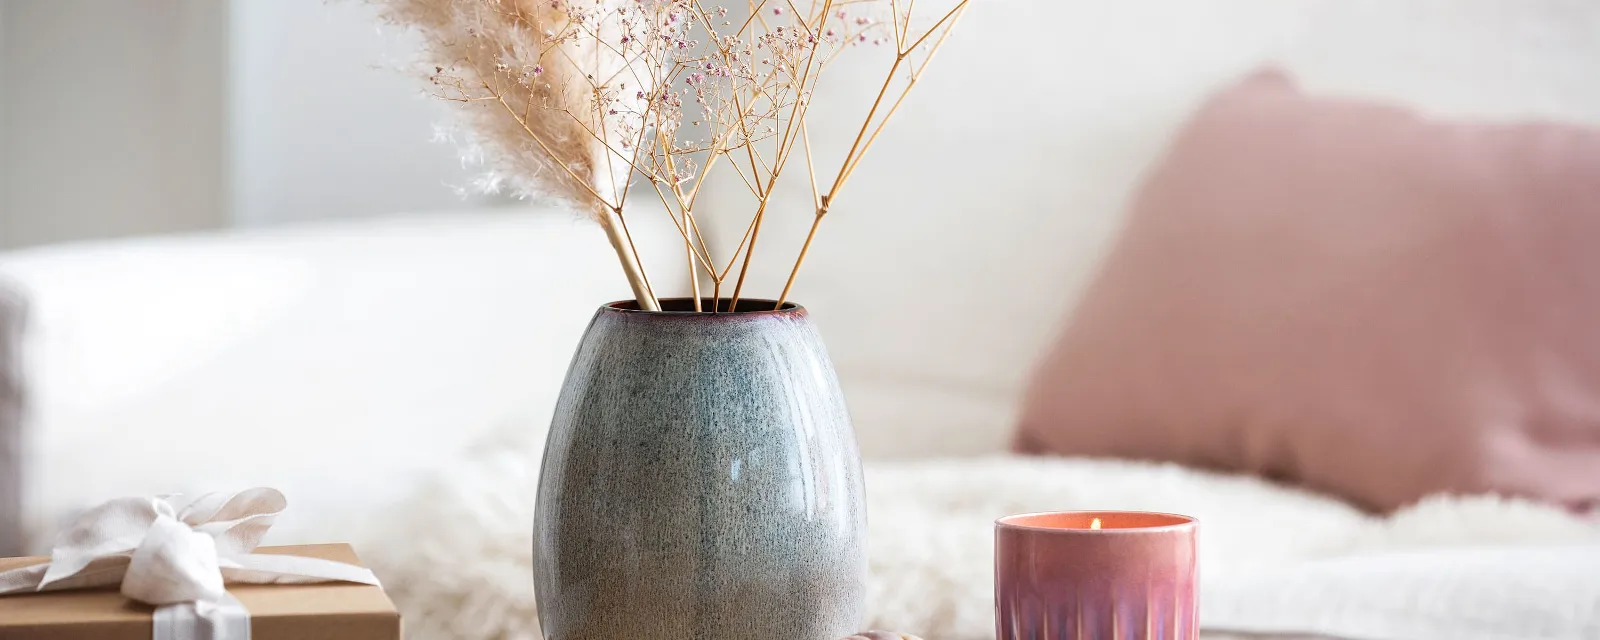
[{"xmin": 611, "ymin": 298, "xmax": 799, "ymax": 313}]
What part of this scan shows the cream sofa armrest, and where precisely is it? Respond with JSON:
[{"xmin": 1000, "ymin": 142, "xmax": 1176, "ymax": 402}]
[{"xmin": 0, "ymin": 209, "xmax": 685, "ymax": 551}]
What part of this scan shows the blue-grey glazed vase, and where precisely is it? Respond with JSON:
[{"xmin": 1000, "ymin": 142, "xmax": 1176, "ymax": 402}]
[{"xmin": 534, "ymin": 298, "xmax": 867, "ymax": 640}]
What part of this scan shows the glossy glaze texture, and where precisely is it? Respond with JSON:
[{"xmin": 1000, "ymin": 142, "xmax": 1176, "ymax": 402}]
[
  {"xmin": 996, "ymin": 511, "xmax": 1199, "ymax": 640},
  {"xmin": 535, "ymin": 299, "xmax": 867, "ymax": 639}
]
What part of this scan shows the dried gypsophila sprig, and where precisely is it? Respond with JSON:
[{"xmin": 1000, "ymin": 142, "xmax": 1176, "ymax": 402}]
[{"xmin": 371, "ymin": 0, "xmax": 968, "ymax": 312}]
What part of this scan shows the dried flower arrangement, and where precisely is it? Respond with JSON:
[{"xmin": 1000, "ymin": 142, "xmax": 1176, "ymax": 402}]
[{"xmin": 372, "ymin": 0, "xmax": 967, "ymax": 311}]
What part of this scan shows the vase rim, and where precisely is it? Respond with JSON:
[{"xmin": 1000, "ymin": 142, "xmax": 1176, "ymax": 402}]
[{"xmin": 605, "ymin": 297, "xmax": 805, "ymax": 316}]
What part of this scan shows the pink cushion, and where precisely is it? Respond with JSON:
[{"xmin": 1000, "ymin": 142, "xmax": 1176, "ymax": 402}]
[{"xmin": 1016, "ymin": 69, "xmax": 1600, "ymax": 512}]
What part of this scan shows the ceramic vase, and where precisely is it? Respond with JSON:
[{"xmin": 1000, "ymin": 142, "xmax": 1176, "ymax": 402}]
[{"xmin": 534, "ymin": 298, "xmax": 867, "ymax": 639}]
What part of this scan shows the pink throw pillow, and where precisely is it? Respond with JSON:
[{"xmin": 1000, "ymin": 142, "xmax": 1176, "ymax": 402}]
[{"xmin": 1016, "ymin": 70, "xmax": 1600, "ymax": 512}]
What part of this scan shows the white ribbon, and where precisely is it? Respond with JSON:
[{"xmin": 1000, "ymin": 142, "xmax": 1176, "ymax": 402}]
[{"xmin": 0, "ymin": 488, "xmax": 380, "ymax": 640}]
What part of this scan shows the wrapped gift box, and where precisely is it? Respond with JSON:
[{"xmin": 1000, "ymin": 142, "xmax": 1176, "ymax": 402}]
[{"xmin": 0, "ymin": 544, "xmax": 400, "ymax": 640}]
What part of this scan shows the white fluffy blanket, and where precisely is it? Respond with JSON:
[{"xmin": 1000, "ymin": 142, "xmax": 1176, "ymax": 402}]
[{"xmin": 364, "ymin": 424, "xmax": 1600, "ymax": 640}]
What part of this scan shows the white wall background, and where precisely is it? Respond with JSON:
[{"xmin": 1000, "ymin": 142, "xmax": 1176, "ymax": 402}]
[
  {"xmin": 0, "ymin": 0, "xmax": 228, "ymax": 249},
  {"xmin": 0, "ymin": 0, "xmax": 493, "ymax": 249},
  {"xmin": 0, "ymin": 4, "xmax": 7, "ymax": 246},
  {"xmin": 228, "ymin": 0, "xmax": 492, "ymax": 227},
  {"xmin": 5, "ymin": 0, "xmax": 1600, "ymax": 250}
]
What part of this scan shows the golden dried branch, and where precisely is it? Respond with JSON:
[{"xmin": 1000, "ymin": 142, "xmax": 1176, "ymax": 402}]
[
  {"xmin": 775, "ymin": 0, "xmax": 969, "ymax": 308},
  {"xmin": 373, "ymin": 0, "xmax": 965, "ymax": 311}
]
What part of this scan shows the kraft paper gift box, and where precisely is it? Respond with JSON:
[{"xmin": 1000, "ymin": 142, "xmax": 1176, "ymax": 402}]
[
  {"xmin": 0, "ymin": 488, "xmax": 400, "ymax": 640},
  {"xmin": 0, "ymin": 544, "xmax": 399, "ymax": 640}
]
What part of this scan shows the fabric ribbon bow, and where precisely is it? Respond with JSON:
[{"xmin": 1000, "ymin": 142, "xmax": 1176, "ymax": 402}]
[{"xmin": 0, "ymin": 487, "xmax": 379, "ymax": 640}]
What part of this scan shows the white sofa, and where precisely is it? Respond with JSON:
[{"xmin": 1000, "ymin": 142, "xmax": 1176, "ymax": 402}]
[{"xmin": 0, "ymin": 210, "xmax": 692, "ymax": 548}]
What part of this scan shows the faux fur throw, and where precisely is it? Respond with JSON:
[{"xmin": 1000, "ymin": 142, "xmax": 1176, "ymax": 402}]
[{"xmin": 364, "ymin": 421, "xmax": 1600, "ymax": 640}]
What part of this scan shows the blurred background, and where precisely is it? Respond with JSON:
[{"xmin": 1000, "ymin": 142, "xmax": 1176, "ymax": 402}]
[
  {"xmin": 3, "ymin": 2, "xmax": 1600, "ymax": 638},
  {"xmin": 4, "ymin": 0, "xmax": 1600, "ymax": 503},
  {"xmin": 4, "ymin": 0, "xmax": 1600, "ymax": 489},
  {"xmin": 0, "ymin": 0, "xmax": 506, "ymax": 249},
  {"xmin": 3, "ymin": 1, "xmax": 1598, "ymax": 247}
]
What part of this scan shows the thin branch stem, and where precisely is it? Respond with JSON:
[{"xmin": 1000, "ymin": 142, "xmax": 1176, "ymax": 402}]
[
  {"xmin": 750, "ymin": 0, "xmax": 775, "ymax": 32},
  {"xmin": 649, "ymin": 181, "xmax": 719, "ymax": 273},
  {"xmin": 904, "ymin": 0, "xmax": 967, "ymax": 54},
  {"xmin": 774, "ymin": 2, "xmax": 967, "ymax": 306},
  {"xmin": 492, "ymin": 94, "xmax": 613, "ymax": 210},
  {"xmin": 596, "ymin": 95, "xmax": 623, "ymax": 206},
  {"xmin": 889, "ymin": 0, "xmax": 905, "ymax": 49},
  {"xmin": 727, "ymin": 195, "xmax": 772, "ymax": 308},
  {"xmin": 837, "ymin": 75, "xmax": 913, "ymax": 188},
  {"xmin": 801, "ymin": 116, "xmax": 821, "ymax": 210},
  {"xmin": 841, "ymin": 3, "xmax": 964, "ymax": 185},
  {"xmin": 685, "ymin": 211, "xmax": 718, "ymax": 280},
  {"xmin": 774, "ymin": 212, "xmax": 823, "ymax": 308},
  {"xmin": 658, "ymin": 125, "xmax": 694, "ymax": 213},
  {"xmin": 822, "ymin": 54, "xmax": 900, "ymax": 206},
  {"xmin": 618, "ymin": 36, "xmax": 681, "ymax": 210},
  {"xmin": 733, "ymin": 88, "xmax": 772, "ymax": 189},
  {"xmin": 734, "ymin": 0, "xmax": 775, "ymax": 38},
  {"xmin": 722, "ymin": 150, "xmax": 763, "ymax": 198},
  {"xmin": 728, "ymin": 0, "xmax": 832, "ymax": 308},
  {"xmin": 614, "ymin": 211, "xmax": 659, "ymax": 305},
  {"xmin": 688, "ymin": 213, "xmax": 703, "ymax": 311},
  {"xmin": 719, "ymin": 212, "xmax": 761, "ymax": 281}
]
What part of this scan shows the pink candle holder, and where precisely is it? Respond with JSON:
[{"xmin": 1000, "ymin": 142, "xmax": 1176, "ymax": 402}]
[{"xmin": 995, "ymin": 511, "xmax": 1198, "ymax": 640}]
